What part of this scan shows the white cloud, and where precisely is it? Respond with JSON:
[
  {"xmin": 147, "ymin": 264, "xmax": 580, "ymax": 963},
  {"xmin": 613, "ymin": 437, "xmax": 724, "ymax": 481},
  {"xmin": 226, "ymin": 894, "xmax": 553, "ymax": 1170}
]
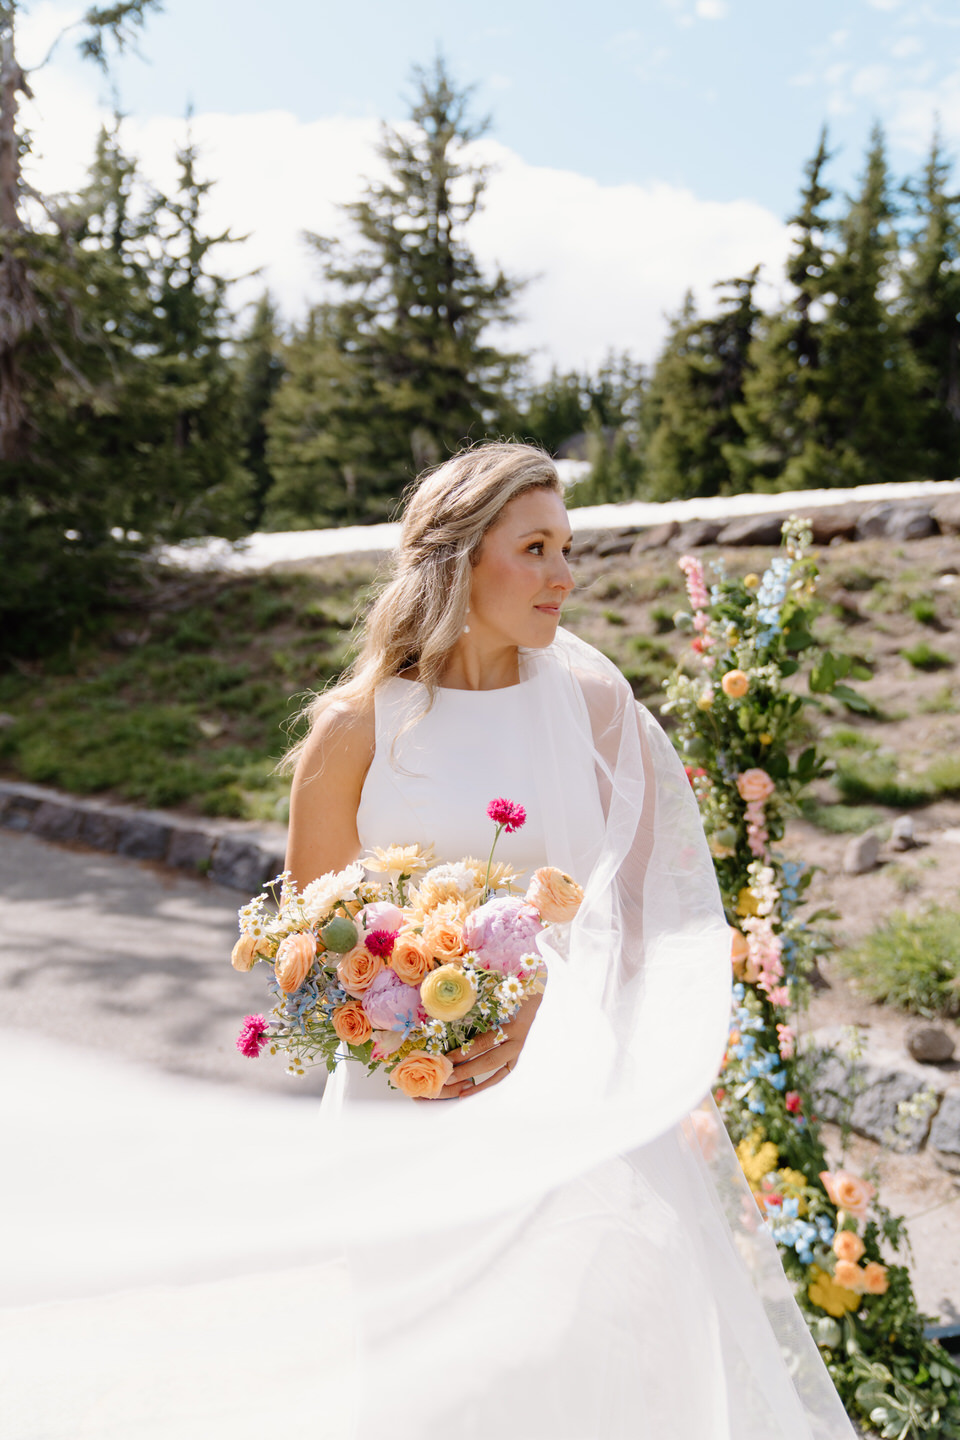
[
  {"xmin": 889, "ymin": 35, "xmax": 924, "ymax": 58},
  {"xmin": 694, "ymin": 0, "xmax": 728, "ymax": 18},
  {"xmin": 866, "ymin": 0, "xmax": 903, "ymax": 11},
  {"xmin": 18, "ymin": 44, "xmax": 791, "ymax": 376}
]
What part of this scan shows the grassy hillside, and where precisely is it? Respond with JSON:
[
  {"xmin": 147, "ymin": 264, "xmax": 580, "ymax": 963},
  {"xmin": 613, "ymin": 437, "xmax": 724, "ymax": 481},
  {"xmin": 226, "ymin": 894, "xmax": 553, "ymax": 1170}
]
[{"xmin": 2, "ymin": 534, "xmax": 959, "ymax": 829}]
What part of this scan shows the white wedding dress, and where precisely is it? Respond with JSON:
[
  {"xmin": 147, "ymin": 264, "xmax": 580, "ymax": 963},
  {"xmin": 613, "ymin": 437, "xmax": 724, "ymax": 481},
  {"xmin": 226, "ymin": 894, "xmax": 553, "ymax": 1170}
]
[{"xmin": 321, "ymin": 665, "xmax": 858, "ymax": 1440}]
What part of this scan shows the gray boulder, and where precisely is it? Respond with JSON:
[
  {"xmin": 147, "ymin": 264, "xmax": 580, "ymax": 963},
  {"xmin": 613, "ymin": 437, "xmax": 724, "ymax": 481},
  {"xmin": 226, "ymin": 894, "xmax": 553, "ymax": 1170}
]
[
  {"xmin": 906, "ymin": 1024, "xmax": 956, "ymax": 1065},
  {"xmin": 800, "ymin": 505, "xmax": 862, "ymax": 545},
  {"xmin": 674, "ymin": 519, "xmax": 723, "ymax": 549},
  {"xmin": 631, "ymin": 521, "xmax": 680, "ymax": 554},
  {"xmin": 843, "ymin": 829, "xmax": 880, "ymax": 875},
  {"xmin": 890, "ymin": 815, "xmax": 917, "ymax": 851},
  {"xmin": 715, "ymin": 514, "xmax": 788, "ymax": 547},
  {"xmin": 930, "ymin": 1089, "xmax": 960, "ymax": 1155},
  {"xmin": 854, "ymin": 502, "xmax": 938, "ymax": 542},
  {"xmin": 932, "ymin": 494, "xmax": 960, "ymax": 536}
]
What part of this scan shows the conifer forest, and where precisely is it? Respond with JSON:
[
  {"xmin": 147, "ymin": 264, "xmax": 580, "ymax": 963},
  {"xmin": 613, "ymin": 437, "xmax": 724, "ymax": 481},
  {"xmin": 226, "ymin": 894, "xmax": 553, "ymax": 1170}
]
[{"xmin": 3, "ymin": 2, "xmax": 960, "ymax": 654}]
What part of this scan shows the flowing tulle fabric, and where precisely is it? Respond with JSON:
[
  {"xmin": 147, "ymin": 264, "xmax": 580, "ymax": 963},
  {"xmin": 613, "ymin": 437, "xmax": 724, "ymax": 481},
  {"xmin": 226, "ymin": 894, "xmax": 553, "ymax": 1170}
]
[
  {"xmin": 322, "ymin": 630, "xmax": 856, "ymax": 1438},
  {"xmin": 5, "ymin": 629, "xmax": 856, "ymax": 1439}
]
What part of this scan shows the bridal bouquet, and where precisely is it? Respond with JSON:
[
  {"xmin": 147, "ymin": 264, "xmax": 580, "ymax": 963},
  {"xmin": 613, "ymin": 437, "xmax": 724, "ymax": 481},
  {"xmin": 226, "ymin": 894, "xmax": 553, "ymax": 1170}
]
[{"xmin": 230, "ymin": 798, "xmax": 584, "ymax": 1099}]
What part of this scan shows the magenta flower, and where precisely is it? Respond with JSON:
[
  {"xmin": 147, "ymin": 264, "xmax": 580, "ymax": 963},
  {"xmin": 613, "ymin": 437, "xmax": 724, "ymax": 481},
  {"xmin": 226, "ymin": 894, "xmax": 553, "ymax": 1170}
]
[
  {"xmin": 364, "ymin": 928, "xmax": 398, "ymax": 959},
  {"xmin": 486, "ymin": 798, "xmax": 527, "ymax": 833},
  {"xmin": 236, "ymin": 1014, "xmax": 270, "ymax": 1059}
]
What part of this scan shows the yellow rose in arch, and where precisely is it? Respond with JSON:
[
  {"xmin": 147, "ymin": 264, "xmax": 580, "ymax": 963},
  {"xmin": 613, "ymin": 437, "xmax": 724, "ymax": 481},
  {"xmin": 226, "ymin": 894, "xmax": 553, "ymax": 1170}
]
[
  {"xmin": 808, "ymin": 1265, "xmax": 861, "ymax": 1319},
  {"xmin": 736, "ymin": 887, "xmax": 760, "ymax": 917},
  {"xmin": 420, "ymin": 964, "xmax": 477, "ymax": 1022}
]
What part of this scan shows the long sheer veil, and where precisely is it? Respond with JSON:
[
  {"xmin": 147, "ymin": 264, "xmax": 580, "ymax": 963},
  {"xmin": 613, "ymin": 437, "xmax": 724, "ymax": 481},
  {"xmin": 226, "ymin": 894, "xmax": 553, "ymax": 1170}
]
[{"xmin": 6, "ymin": 628, "xmax": 856, "ymax": 1439}]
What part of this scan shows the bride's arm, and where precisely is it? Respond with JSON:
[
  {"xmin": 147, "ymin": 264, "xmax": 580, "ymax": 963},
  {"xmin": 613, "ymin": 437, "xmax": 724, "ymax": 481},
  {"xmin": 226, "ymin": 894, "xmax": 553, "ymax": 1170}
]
[{"xmin": 284, "ymin": 698, "xmax": 376, "ymax": 891}]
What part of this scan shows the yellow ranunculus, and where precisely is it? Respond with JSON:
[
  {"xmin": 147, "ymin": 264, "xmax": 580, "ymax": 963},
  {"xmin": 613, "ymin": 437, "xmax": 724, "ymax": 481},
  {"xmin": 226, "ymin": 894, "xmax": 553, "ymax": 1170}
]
[
  {"xmin": 736, "ymin": 887, "xmax": 759, "ymax": 917},
  {"xmin": 420, "ymin": 964, "xmax": 477, "ymax": 1022},
  {"xmin": 736, "ymin": 1130, "xmax": 779, "ymax": 1189},
  {"xmin": 744, "ymin": 573, "xmax": 760, "ymax": 589},
  {"xmin": 808, "ymin": 1265, "xmax": 861, "ymax": 1319}
]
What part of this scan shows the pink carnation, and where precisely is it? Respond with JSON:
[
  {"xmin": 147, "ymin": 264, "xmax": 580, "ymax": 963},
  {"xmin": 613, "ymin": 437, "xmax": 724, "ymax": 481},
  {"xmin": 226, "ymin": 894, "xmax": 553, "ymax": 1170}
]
[
  {"xmin": 364, "ymin": 928, "xmax": 398, "ymax": 959},
  {"xmin": 487, "ymin": 798, "xmax": 527, "ymax": 833},
  {"xmin": 462, "ymin": 896, "xmax": 543, "ymax": 976},
  {"xmin": 236, "ymin": 1014, "xmax": 270, "ymax": 1059},
  {"xmin": 361, "ymin": 969, "xmax": 425, "ymax": 1031}
]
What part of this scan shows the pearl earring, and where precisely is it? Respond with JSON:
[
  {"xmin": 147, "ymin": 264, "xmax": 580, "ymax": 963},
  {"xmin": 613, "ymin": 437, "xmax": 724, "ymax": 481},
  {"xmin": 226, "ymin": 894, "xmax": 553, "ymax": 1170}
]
[{"xmin": 463, "ymin": 608, "xmax": 471, "ymax": 635}]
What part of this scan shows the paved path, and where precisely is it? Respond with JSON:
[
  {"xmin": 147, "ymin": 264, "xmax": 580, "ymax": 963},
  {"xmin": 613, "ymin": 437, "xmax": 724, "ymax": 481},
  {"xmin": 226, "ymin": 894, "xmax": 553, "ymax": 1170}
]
[{"xmin": 0, "ymin": 827, "xmax": 324, "ymax": 1097}]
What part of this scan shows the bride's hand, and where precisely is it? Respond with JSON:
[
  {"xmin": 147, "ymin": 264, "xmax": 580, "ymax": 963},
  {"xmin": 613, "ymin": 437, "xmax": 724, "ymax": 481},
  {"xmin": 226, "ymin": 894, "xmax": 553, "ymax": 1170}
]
[{"xmin": 433, "ymin": 992, "xmax": 544, "ymax": 1100}]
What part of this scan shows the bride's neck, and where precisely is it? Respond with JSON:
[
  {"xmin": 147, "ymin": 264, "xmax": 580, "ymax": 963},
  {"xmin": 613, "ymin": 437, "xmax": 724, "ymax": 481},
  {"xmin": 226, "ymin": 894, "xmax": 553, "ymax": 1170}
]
[{"xmin": 437, "ymin": 637, "xmax": 520, "ymax": 691}]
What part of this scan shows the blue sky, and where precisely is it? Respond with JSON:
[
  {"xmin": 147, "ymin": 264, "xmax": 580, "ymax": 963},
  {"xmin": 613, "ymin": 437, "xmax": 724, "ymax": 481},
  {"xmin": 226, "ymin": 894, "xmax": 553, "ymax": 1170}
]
[{"xmin": 24, "ymin": 0, "xmax": 960, "ymax": 371}]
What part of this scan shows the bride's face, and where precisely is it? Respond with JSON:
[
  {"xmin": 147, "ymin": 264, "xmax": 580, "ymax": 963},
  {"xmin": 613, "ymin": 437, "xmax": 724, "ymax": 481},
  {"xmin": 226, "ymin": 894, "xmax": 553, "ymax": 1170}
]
[{"xmin": 468, "ymin": 488, "xmax": 575, "ymax": 650}]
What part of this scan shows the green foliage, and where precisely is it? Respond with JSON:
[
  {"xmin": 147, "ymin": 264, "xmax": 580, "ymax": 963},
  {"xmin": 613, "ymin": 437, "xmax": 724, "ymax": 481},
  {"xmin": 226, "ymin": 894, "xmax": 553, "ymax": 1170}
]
[
  {"xmin": 839, "ymin": 905, "xmax": 960, "ymax": 1017},
  {"xmin": 0, "ymin": 566, "xmax": 372, "ymax": 818},
  {"xmin": 642, "ymin": 272, "xmax": 761, "ymax": 500},
  {"xmin": 801, "ymin": 801, "xmax": 884, "ymax": 834},
  {"xmin": 908, "ymin": 596, "xmax": 938, "ymax": 626},
  {"xmin": 263, "ymin": 57, "xmax": 523, "ymax": 527},
  {"xmin": 833, "ymin": 753, "xmax": 933, "ymax": 807},
  {"xmin": 902, "ymin": 641, "xmax": 953, "ymax": 671}
]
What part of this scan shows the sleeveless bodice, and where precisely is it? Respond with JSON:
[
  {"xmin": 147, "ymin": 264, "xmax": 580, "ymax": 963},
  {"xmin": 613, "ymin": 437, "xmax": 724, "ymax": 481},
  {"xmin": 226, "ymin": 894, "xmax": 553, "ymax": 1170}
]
[{"xmin": 357, "ymin": 676, "xmax": 547, "ymax": 881}]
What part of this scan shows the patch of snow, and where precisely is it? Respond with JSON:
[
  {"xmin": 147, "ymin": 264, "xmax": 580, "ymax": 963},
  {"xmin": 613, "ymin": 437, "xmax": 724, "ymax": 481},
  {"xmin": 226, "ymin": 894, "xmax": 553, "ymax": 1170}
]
[{"xmin": 158, "ymin": 477, "xmax": 960, "ymax": 574}]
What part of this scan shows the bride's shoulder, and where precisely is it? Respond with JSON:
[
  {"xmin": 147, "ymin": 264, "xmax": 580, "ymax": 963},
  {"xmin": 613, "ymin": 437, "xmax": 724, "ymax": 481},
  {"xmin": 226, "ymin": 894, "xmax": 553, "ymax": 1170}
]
[{"xmin": 297, "ymin": 688, "xmax": 376, "ymax": 781}]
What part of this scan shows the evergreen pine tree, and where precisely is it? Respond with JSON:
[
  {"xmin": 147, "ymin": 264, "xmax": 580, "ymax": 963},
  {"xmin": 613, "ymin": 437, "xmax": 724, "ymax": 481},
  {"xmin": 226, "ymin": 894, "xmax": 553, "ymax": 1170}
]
[
  {"xmin": 235, "ymin": 291, "xmax": 285, "ymax": 529},
  {"xmin": 814, "ymin": 124, "xmax": 923, "ymax": 486},
  {"xmin": 899, "ymin": 128, "xmax": 960, "ymax": 479},
  {"xmin": 266, "ymin": 56, "xmax": 524, "ymax": 526},
  {"xmin": 643, "ymin": 272, "xmax": 761, "ymax": 500},
  {"xmin": 730, "ymin": 130, "xmax": 834, "ymax": 491}
]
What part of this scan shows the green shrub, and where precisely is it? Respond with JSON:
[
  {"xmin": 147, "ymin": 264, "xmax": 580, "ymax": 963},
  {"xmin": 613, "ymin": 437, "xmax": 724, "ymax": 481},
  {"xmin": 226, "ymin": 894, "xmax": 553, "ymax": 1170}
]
[
  {"xmin": 902, "ymin": 641, "xmax": 953, "ymax": 671},
  {"xmin": 917, "ymin": 683, "xmax": 957, "ymax": 715},
  {"xmin": 650, "ymin": 604, "xmax": 675, "ymax": 634},
  {"xmin": 909, "ymin": 597, "xmax": 938, "ymax": 626},
  {"xmin": 800, "ymin": 800, "xmax": 884, "ymax": 834},
  {"xmin": 926, "ymin": 755, "xmax": 960, "ymax": 797},
  {"xmin": 603, "ymin": 608, "xmax": 626, "ymax": 626},
  {"xmin": 833, "ymin": 753, "xmax": 932, "ymax": 807},
  {"xmin": 838, "ymin": 905, "xmax": 960, "ymax": 1017}
]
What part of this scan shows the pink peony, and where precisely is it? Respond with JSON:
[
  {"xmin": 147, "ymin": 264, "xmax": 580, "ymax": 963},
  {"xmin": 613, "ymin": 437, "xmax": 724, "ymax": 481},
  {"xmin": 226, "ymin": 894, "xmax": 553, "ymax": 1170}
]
[
  {"xmin": 361, "ymin": 969, "xmax": 425, "ymax": 1032},
  {"xmin": 358, "ymin": 901, "xmax": 404, "ymax": 935},
  {"xmin": 236, "ymin": 1014, "xmax": 270, "ymax": 1058},
  {"xmin": 487, "ymin": 798, "xmax": 527, "ymax": 833},
  {"xmin": 462, "ymin": 896, "xmax": 543, "ymax": 976},
  {"xmin": 370, "ymin": 1029, "xmax": 406, "ymax": 1062}
]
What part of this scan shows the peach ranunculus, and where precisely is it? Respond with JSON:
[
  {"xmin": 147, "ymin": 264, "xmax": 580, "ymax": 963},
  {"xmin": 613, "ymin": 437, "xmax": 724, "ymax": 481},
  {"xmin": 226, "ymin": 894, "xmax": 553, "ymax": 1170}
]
[
  {"xmin": 721, "ymin": 669, "xmax": 750, "ymax": 699},
  {"xmin": 420, "ymin": 964, "xmax": 477, "ymax": 1022},
  {"xmin": 525, "ymin": 867, "xmax": 584, "ymax": 924},
  {"xmin": 390, "ymin": 1051, "xmax": 454, "ymax": 1099},
  {"xmin": 337, "ymin": 944, "xmax": 384, "ymax": 997},
  {"xmin": 331, "ymin": 1002, "xmax": 373, "ymax": 1046},
  {"xmin": 231, "ymin": 932, "xmax": 259, "ymax": 972},
  {"xmin": 421, "ymin": 909, "xmax": 466, "ymax": 963},
  {"xmin": 833, "ymin": 1230, "xmax": 865, "ymax": 1264},
  {"xmin": 860, "ymin": 1261, "xmax": 889, "ymax": 1296},
  {"xmin": 833, "ymin": 1260, "xmax": 866, "ymax": 1293},
  {"xmin": 274, "ymin": 932, "xmax": 316, "ymax": 993},
  {"xmin": 683, "ymin": 1107, "xmax": 719, "ymax": 1163},
  {"xmin": 730, "ymin": 927, "xmax": 750, "ymax": 972},
  {"xmin": 736, "ymin": 768, "xmax": 776, "ymax": 803},
  {"xmin": 819, "ymin": 1169, "xmax": 876, "ymax": 1219},
  {"xmin": 390, "ymin": 931, "xmax": 435, "ymax": 986}
]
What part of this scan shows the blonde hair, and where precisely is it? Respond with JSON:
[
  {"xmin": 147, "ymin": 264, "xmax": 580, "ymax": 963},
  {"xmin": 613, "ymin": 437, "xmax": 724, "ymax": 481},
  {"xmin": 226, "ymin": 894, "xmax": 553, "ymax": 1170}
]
[{"xmin": 282, "ymin": 441, "xmax": 561, "ymax": 771}]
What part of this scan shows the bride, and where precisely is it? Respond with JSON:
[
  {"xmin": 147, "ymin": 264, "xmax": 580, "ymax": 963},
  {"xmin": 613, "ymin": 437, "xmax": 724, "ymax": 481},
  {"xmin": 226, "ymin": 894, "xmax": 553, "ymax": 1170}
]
[{"xmin": 283, "ymin": 442, "xmax": 858, "ymax": 1439}]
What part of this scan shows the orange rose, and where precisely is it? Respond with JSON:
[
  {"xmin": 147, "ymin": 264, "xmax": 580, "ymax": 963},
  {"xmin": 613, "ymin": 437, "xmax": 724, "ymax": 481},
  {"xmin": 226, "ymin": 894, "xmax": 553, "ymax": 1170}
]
[
  {"xmin": 390, "ymin": 1051, "xmax": 454, "ymax": 1100},
  {"xmin": 421, "ymin": 911, "xmax": 465, "ymax": 963},
  {"xmin": 231, "ymin": 933, "xmax": 259, "ymax": 972},
  {"xmin": 390, "ymin": 931, "xmax": 435, "ymax": 986},
  {"xmin": 337, "ymin": 944, "xmax": 384, "ymax": 997},
  {"xmin": 525, "ymin": 867, "xmax": 584, "ymax": 924},
  {"xmin": 820, "ymin": 1169, "xmax": 875, "ymax": 1219},
  {"xmin": 721, "ymin": 669, "xmax": 750, "ymax": 699},
  {"xmin": 834, "ymin": 1260, "xmax": 865, "ymax": 1292},
  {"xmin": 331, "ymin": 1002, "xmax": 372, "ymax": 1046},
  {"xmin": 860, "ymin": 1262, "xmax": 889, "ymax": 1296},
  {"xmin": 274, "ymin": 932, "xmax": 316, "ymax": 993},
  {"xmin": 730, "ymin": 927, "xmax": 749, "ymax": 967},
  {"xmin": 737, "ymin": 768, "xmax": 775, "ymax": 803},
  {"xmin": 833, "ymin": 1231, "xmax": 865, "ymax": 1264}
]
